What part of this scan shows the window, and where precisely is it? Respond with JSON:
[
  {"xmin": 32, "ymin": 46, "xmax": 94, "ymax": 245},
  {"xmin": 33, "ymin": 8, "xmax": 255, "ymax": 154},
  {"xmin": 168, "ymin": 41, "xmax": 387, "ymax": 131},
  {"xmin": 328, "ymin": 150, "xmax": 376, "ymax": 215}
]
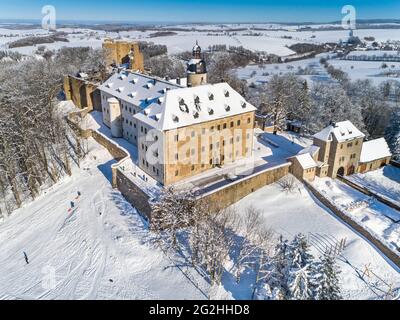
[
  {"xmin": 210, "ymin": 126, "xmax": 214, "ymax": 132},
  {"xmin": 191, "ymin": 165, "xmax": 195, "ymax": 171},
  {"xmin": 156, "ymin": 169, "xmax": 159, "ymax": 176},
  {"xmin": 174, "ymin": 134, "xmax": 179, "ymax": 142},
  {"xmin": 144, "ymin": 128, "xmax": 147, "ymax": 134},
  {"xmin": 175, "ymin": 153, "xmax": 179, "ymax": 160},
  {"xmin": 340, "ymin": 144, "xmax": 343, "ymax": 149},
  {"xmin": 129, "ymin": 107, "xmax": 132, "ymax": 113},
  {"xmin": 209, "ymin": 159, "xmax": 213, "ymax": 165},
  {"xmin": 223, "ymin": 123, "xmax": 227, "ymax": 129},
  {"xmin": 134, "ymin": 124, "xmax": 136, "ymax": 128},
  {"xmin": 141, "ymin": 126, "xmax": 143, "ymax": 133},
  {"xmin": 130, "ymin": 121, "xmax": 132, "ymax": 126},
  {"xmin": 210, "ymin": 144, "xmax": 213, "ymax": 151},
  {"xmin": 355, "ymin": 140, "xmax": 359, "ymax": 145},
  {"xmin": 191, "ymin": 131, "xmax": 195, "ymax": 138},
  {"xmin": 230, "ymin": 121, "xmax": 234, "ymax": 128},
  {"xmin": 347, "ymin": 142, "xmax": 353, "ymax": 148},
  {"xmin": 247, "ymin": 118, "xmax": 251, "ymax": 124},
  {"xmin": 237, "ymin": 120, "xmax": 241, "ymax": 126},
  {"xmin": 217, "ymin": 125, "xmax": 221, "ymax": 131},
  {"xmin": 175, "ymin": 170, "xmax": 179, "ymax": 176},
  {"xmin": 230, "ymin": 137, "xmax": 234, "ymax": 144}
]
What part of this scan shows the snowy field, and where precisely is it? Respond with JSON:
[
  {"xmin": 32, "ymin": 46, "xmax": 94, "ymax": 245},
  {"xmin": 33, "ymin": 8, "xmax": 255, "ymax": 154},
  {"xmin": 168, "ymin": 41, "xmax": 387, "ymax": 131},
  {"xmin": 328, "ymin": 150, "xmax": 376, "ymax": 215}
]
[
  {"xmin": 313, "ymin": 177, "xmax": 400, "ymax": 259},
  {"xmin": 348, "ymin": 166, "xmax": 400, "ymax": 207},
  {"xmin": 234, "ymin": 178, "xmax": 400, "ymax": 299},
  {"xmin": 2, "ymin": 25, "xmax": 400, "ymax": 58},
  {"xmin": 0, "ymin": 135, "xmax": 399, "ymax": 299},
  {"xmin": 0, "ymin": 138, "xmax": 208, "ymax": 300},
  {"xmin": 236, "ymin": 54, "xmax": 335, "ymax": 85}
]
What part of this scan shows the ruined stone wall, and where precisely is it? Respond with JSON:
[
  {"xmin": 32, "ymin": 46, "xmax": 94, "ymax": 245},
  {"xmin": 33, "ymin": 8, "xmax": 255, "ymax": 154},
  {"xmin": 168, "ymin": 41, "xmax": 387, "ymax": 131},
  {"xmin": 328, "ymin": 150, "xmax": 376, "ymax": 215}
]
[{"xmin": 63, "ymin": 75, "xmax": 100, "ymax": 111}]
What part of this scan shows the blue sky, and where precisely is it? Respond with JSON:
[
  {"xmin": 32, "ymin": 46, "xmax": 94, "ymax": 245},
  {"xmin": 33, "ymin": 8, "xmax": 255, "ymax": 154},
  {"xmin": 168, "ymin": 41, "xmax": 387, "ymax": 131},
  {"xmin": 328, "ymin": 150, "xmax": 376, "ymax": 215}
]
[{"xmin": 0, "ymin": 0, "xmax": 399, "ymax": 23}]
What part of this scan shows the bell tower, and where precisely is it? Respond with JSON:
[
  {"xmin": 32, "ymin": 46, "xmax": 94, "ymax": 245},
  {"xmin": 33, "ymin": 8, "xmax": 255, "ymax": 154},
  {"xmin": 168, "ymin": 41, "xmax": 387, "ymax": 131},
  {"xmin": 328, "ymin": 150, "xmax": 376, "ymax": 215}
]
[{"xmin": 187, "ymin": 41, "xmax": 207, "ymax": 87}]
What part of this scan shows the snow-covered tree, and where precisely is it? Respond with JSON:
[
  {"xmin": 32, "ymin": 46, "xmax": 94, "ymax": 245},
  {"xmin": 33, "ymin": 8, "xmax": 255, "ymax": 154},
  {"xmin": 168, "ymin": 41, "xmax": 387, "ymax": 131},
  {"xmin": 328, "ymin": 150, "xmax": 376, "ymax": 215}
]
[
  {"xmin": 288, "ymin": 234, "xmax": 317, "ymax": 300},
  {"xmin": 315, "ymin": 253, "xmax": 342, "ymax": 300}
]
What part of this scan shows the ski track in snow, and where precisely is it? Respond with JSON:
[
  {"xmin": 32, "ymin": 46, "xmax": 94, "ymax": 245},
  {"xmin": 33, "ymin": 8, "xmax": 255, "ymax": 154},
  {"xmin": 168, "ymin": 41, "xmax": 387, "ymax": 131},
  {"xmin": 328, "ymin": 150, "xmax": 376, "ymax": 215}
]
[{"xmin": 0, "ymin": 138, "xmax": 206, "ymax": 300}]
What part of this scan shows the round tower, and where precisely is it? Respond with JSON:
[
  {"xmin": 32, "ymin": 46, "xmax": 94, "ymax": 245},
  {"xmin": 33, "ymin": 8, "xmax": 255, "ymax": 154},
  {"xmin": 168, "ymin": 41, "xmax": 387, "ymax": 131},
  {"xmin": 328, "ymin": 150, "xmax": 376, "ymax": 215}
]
[
  {"xmin": 187, "ymin": 41, "xmax": 207, "ymax": 87},
  {"xmin": 108, "ymin": 97, "xmax": 122, "ymax": 138}
]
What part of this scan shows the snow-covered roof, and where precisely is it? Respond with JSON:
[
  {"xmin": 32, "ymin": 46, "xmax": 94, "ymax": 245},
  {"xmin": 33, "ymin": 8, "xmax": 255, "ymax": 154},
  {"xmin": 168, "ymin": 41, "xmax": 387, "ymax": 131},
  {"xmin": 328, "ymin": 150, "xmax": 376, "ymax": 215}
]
[
  {"xmin": 98, "ymin": 71, "xmax": 182, "ymax": 110},
  {"xmin": 134, "ymin": 82, "xmax": 256, "ymax": 131},
  {"xmin": 297, "ymin": 145, "xmax": 320, "ymax": 158},
  {"xmin": 313, "ymin": 120, "xmax": 365, "ymax": 143},
  {"xmin": 291, "ymin": 153, "xmax": 318, "ymax": 169},
  {"xmin": 360, "ymin": 138, "xmax": 392, "ymax": 163}
]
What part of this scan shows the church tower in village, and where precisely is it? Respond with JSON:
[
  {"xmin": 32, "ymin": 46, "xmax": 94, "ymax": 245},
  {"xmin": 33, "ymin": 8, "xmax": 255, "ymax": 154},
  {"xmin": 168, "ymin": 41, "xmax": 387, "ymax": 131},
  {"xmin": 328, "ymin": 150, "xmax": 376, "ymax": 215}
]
[{"xmin": 186, "ymin": 41, "xmax": 207, "ymax": 87}]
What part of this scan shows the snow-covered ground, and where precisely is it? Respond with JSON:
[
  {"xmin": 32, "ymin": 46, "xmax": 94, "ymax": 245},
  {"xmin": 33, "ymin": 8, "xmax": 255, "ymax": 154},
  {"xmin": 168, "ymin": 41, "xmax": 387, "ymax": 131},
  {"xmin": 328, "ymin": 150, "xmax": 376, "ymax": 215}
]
[
  {"xmin": 0, "ymin": 137, "xmax": 208, "ymax": 300},
  {"xmin": 1, "ymin": 134, "xmax": 399, "ymax": 299},
  {"xmin": 347, "ymin": 166, "xmax": 400, "ymax": 207},
  {"xmin": 234, "ymin": 177, "xmax": 400, "ymax": 299},
  {"xmin": 312, "ymin": 177, "xmax": 400, "ymax": 258},
  {"xmin": 2, "ymin": 25, "xmax": 400, "ymax": 58}
]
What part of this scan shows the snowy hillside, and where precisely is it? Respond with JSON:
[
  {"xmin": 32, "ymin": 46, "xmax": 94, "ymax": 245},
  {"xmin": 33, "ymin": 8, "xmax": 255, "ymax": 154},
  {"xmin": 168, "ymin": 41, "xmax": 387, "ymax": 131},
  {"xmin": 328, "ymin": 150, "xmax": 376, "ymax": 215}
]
[{"xmin": 0, "ymin": 138, "xmax": 208, "ymax": 300}]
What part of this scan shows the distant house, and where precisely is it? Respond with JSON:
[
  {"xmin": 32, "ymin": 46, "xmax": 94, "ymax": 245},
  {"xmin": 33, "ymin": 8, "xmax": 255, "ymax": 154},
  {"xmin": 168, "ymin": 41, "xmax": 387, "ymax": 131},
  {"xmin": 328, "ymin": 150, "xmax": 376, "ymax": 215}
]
[{"xmin": 289, "ymin": 120, "xmax": 392, "ymax": 182}]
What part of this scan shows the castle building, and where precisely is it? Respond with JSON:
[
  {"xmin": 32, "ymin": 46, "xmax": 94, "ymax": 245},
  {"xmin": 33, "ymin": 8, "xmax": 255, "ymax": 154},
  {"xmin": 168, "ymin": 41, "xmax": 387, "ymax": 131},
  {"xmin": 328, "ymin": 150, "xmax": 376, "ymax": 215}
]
[
  {"xmin": 186, "ymin": 41, "xmax": 207, "ymax": 87},
  {"xmin": 98, "ymin": 70, "xmax": 256, "ymax": 186},
  {"xmin": 289, "ymin": 120, "xmax": 392, "ymax": 181}
]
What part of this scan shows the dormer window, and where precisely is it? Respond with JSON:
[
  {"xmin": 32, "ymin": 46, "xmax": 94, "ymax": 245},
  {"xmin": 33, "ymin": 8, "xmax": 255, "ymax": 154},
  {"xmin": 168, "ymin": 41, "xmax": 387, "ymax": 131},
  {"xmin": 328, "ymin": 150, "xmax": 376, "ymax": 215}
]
[
  {"xmin": 224, "ymin": 90, "xmax": 230, "ymax": 97},
  {"xmin": 208, "ymin": 107, "xmax": 214, "ymax": 115},
  {"xmin": 194, "ymin": 95, "xmax": 200, "ymax": 104},
  {"xmin": 106, "ymin": 82, "xmax": 113, "ymax": 88},
  {"xmin": 172, "ymin": 114, "xmax": 179, "ymax": 123},
  {"xmin": 224, "ymin": 104, "xmax": 231, "ymax": 112},
  {"xmin": 193, "ymin": 111, "xmax": 199, "ymax": 119},
  {"xmin": 131, "ymin": 78, "xmax": 138, "ymax": 84},
  {"xmin": 241, "ymin": 101, "xmax": 247, "ymax": 108},
  {"xmin": 208, "ymin": 93, "xmax": 214, "ymax": 100},
  {"xmin": 117, "ymin": 87, "xmax": 124, "ymax": 93},
  {"xmin": 128, "ymin": 92, "xmax": 136, "ymax": 98}
]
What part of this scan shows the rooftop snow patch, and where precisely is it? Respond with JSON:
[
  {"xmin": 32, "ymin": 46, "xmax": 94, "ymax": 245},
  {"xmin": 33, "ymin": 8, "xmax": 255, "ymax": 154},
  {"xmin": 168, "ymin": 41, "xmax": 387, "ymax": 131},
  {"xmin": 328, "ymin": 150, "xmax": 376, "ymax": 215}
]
[
  {"xmin": 291, "ymin": 153, "xmax": 318, "ymax": 169},
  {"xmin": 297, "ymin": 145, "xmax": 320, "ymax": 158},
  {"xmin": 360, "ymin": 138, "xmax": 392, "ymax": 163},
  {"xmin": 313, "ymin": 120, "xmax": 365, "ymax": 142},
  {"xmin": 134, "ymin": 82, "xmax": 256, "ymax": 131},
  {"xmin": 98, "ymin": 71, "xmax": 182, "ymax": 111}
]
